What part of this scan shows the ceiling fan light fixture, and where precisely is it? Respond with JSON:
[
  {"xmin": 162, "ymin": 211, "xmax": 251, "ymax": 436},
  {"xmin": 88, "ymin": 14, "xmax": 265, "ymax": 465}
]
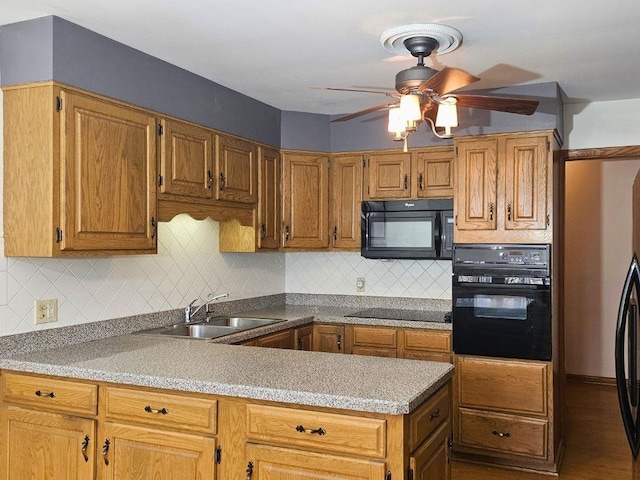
[
  {"xmin": 387, "ymin": 106, "xmax": 406, "ymax": 140},
  {"xmin": 435, "ymin": 97, "xmax": 458, "ymax": 136},
  {"xmin": 400, "ymin": 94, "xmax": 422, "ymax": 122}
]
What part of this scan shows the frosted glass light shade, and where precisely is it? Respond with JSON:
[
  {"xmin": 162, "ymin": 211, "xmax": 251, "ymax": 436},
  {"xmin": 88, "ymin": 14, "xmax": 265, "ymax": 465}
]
[
  {"xmin": 400, "ymin": 94, "xmax": 422, "ymax": 121},
  {"xmin": 387, "ymin": 106, "xmax": 405, "ymax": 133},
  {"xmin": 435, "ymin": 101, "xmax": 458, "ymax": 128}
]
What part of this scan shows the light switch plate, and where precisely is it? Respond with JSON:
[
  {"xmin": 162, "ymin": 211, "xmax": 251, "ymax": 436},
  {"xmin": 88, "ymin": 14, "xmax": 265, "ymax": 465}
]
[
  {"xmin": 356, "ymin": 277, "xmax": 365, "ymax": 293},
  {"xmin": 35, "ymin": 299, "xmax": 58, "ymax": 324}
]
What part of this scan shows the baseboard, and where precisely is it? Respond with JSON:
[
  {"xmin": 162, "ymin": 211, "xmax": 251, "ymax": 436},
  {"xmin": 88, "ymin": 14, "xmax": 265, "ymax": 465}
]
[{"xmin": 566, "ymin": 374, "xmax": 616, "ymax": 386}]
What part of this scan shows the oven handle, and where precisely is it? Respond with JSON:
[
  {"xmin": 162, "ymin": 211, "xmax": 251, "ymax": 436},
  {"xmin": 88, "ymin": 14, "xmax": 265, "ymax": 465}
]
[{"xmin": 453, "ymin": 280, "xmax": 549, "ymax": 290}]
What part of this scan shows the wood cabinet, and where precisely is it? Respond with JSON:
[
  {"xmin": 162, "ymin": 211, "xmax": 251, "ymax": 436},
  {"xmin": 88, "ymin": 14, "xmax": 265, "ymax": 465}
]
[
  {"xmin": 282, "ymin": 152, "xmax": 330, "ymax": 249},
  {"xmin": 215, "ymin": 134, "xmax": 258, "ymax": 204},
  {"xmin": 330, "ymin": 154, "xmax": 363, "ymax": 250},
  {"xmin": 255, "ymin": 329, "xmax": 295, "ymax": 349},
  {"xmin": 345, "ymin": 325, "xmax": 398, "ymax": 358},
  {"xmin": 454, "ymin": 131, "xmax": 555, "ymax": 243},
  {"xmin": 257, "ymin": 147, "xmax": 281, "ymax": 249},
  {"xmin": 312, "ymin": 324, "xmax": 345, "ymax": 353},
  {"xmin": 453, "ymin": 355, "xmax": 558, "ymax": 472},
  {"xmin": 413, "ymin": 147, "xmax": 455, "ymax": 198},
  {"xmin": 3, "ymin": 83, "xmax": 158, "ymax": 256},
  {"xmin": 294, "ymin": 325, "xmax": 314, "ymax": 351},
  {"xmin": 158, "ymin": 118, "xmax": 214, "ymax": 201},
  {"xmin": 365, "ymin": 147, "xmax": 454, "ymax": 200},
  {"xmin": 0, "ymin": 372, "xmax": 98, "ymax": 480},
  {"xmin": 345, "ymin": 325, "xmax": 453, "ymax": 363}
]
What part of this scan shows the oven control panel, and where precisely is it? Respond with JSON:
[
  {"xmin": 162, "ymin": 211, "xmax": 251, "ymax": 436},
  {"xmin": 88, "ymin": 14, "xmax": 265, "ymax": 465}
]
[{"xmin": 453, "ymin": 244, "xmax": 551, "ymax": 276}]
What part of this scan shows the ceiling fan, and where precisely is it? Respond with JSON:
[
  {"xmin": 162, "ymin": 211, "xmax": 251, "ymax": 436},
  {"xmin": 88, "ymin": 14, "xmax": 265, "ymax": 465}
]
[{"xmin": 316, "ymin": 24, "xmax": 539, "ymax": 148}]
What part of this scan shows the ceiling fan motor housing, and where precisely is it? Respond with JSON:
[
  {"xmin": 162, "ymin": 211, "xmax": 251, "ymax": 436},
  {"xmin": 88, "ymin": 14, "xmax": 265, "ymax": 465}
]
[{"xmin": 395, "ymin": 65, "xmax": 438, "ymax": 94}]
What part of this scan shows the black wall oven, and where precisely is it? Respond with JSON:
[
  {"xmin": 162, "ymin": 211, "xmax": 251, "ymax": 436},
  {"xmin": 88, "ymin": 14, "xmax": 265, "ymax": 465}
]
[{"xmin": 452, "ymin": 244, "xmax": 552, "ymax": 361}]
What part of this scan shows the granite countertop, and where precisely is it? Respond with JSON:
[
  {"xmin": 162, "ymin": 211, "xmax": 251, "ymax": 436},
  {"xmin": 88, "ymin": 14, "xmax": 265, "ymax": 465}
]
[{"xmin": 0, "ymin": 298, "xmax": 454, "ymax": 415}]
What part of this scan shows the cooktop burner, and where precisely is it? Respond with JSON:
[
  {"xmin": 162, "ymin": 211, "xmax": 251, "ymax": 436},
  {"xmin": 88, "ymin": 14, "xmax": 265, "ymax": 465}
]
[{"xmin": 345, "ymin": 308, "xmax": 451, "ymax": 323}]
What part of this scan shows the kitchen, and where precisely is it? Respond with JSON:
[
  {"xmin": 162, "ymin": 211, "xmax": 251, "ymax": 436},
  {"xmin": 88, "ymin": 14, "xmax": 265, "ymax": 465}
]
[{"xmin": 0, "ymin": 2, "xmax": 640, "ymax": 479}]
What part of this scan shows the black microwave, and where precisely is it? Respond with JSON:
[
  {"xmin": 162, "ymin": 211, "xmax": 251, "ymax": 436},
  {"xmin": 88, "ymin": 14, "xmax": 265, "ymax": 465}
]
[{"xmin": 361, "ymin": 199, "xmax": 454, "ymax": 260}]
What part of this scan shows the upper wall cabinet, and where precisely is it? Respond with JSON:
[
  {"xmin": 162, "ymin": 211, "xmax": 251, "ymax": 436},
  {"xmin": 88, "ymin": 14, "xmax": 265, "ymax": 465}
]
[
  {"xmin": 364, "ymin": 147, "xmax": 454, "ymax": 200},
  {"xmin": 158, "ymin": 118, "xmax": 214, "ymax": 201},
  {"xmin": 3, "ymin": 83, "xmax": 158, "ymax": 257},
  {"xmin": 282, "ymin": 152, "xmax": 330, "ymax": 249},
  {"xmin": 454, "ymin": 131, "xmax": 555, "ymax": 244},
  {"xmin": 215, "ymin": 134, "xmax": 257, "ymax": 204},
  {"xmin": 257, "ymin": 147, "xmax": 281, "ymax": 250},
  {"xmin": 330, "ymin": 154, "xmax": 363, "ymax": 250}
]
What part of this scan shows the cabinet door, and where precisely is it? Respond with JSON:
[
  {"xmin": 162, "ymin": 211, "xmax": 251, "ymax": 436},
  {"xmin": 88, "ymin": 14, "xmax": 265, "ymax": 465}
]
[
  {"xmin": 282, "ymin": 153, "xmax": 330, "ymax": 249},
  {"xmin": 454, "ymin": 139, "xmax": 498, "ymax": 231},
  {"xmin": 295, "ymin": 325, "xmax": 314, "ymax": 351},
  {"xmin": 503, "ymin": 135, "xmax": 549, "ymax": 230},
  {"xmin": 256, "ymin": 329, "xmax": 295, "ymax": 349},
  {"xmin": 216, "ymin": 135, "xmax": 257, "ymax": 204},
  {"xmin": 331, "ymin": 155, "xmax": 363, "ymax": 249},
  {"xmin": 410, "ymin": 422, "xmax": 451, "ymax": 480},
  {"xmin": 414, "ymin": 148, "xmax": 454, "ymax": 198},
  {"xmin": 0, "ymin": 406, "xmax": 96, "ymax": 480},
  {"xmin": 366, "ymin": 152, "xmax": 411, "ymax": 199},
  {"xmin": 257, "ymin": 147, "xmax": 281, "ymax": 249},
  {"xmin": 159, "ymin": 118, "xmax": 214, "ymax": 200},
  {"xmin": 98, "ymin": 422, "xmax": 215, "ymax": 480},
  {"xmin": 312, "ymin": 324, "xmax": 345, "ymax": 353},
  {"xmin": 60, "ymin": 90, "xmax": 157, "ymax": 252},
  {"xmin": 246, "ymin": 443, "xmax": 385, "ymax": 480}
]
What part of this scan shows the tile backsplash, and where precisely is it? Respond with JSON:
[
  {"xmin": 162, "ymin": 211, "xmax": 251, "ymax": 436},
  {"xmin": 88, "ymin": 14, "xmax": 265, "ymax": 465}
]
[
  {"xmin": 285, "ymin": 252, "xmax": 452, "ymax": 299},
  {"xmin": 0, "ymin": 215, "xmax": 285, "ymax": 336},
  {"xmin": 0, "ymin": 219, "xmax": 452, "ymax": 338}
]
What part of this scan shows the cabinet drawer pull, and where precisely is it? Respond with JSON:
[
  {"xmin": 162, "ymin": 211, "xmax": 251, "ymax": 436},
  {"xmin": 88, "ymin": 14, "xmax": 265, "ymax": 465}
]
[
  {"xmin": 207, "ymin": 170, "xmax": 213, "ymax": 189},
  {"xmin": 296, "ymin": 425, "xmax": 326, "ymax": 435},
  {"xmin": 489, "ymin": 202, "xmax": 495, "ymax": 221},
  {"xmin": 507, "ymin": 203, "xmax": 512, "ymax": 221},
  {"xmin": 102, "ymin": 438, "xmax": 110, "ymax": 466},
  {"xmin": 144, "ymin": 405, "xmax": 169, "ymax": 415},
  {"xmin": 492, "ymin": 430, "xmax": 511, "ymax": 438},
  {"xmin": 429, "ymin": 408, "xmax": 440, "ymax": 421},
  {"xmin": 34, "ymin": 390, "xmax": 56, "ymax": 398},
  {"xmin": 337, "ymin": 334, "xmax": 342, "ymax": 351},
  {"xmin": 246, "ymin": 461, "xmax": 254, "ymax": 480},
  {"xmin": 418, "ymin": 173, "xmax": 424, "ymax": 190},
  {"xmin": 219, "ymin": 172, "xmax": 226, "ymax": 191},
  {"xmin": 261, "ymin": 224, "xmax": 267, "ymax": 240},
  {"xmin": 81, "ymin": 435, "xmax": 90, "ymax": 462}
]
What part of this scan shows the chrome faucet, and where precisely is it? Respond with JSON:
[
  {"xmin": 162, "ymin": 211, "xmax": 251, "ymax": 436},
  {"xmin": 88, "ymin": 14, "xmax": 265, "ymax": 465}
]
[{"xmin": 185, "ymin": 293, "xmax": 229, "ymax": 323}]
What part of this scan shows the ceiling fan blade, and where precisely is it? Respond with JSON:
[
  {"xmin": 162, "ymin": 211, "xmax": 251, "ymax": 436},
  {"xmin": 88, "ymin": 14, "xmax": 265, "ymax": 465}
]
[
  {"xmin": 312, "ymin": 86, "xmax": 398, "ymax": 97},
  {"xmin": 331, "ymin": 102, "xmax": 399, "ymax": 122},
  {"xmin": 454, "ymin": 94, "xmax": 539, "ymax": 115},
  {"xmin": 418, "ymin": 67, "xmax": 480, "ymax": 95}
]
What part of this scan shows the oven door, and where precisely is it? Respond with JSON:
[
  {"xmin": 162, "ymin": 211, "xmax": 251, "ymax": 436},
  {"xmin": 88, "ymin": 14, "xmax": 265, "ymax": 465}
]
[{"xmin": 452, "ymin": 278, "xmax": 551, "ymax": 361}]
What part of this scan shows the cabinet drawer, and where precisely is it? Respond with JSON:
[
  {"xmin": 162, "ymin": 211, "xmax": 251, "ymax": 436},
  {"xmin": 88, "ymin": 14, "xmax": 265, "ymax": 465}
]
[
  {"xmin": 352, "ymin": 326, "xmax": 397, "ymax": 348},
  {"xmin": 456, "ymin": 356, "xmax": 549, "ymax": 415},
  {"xmin": 246, "ymin": 404, "xmax": 386, "ymax": 458},
  {"xmin": 351, "ymin": 346, "xmax": 397, "ymax": 358},
  {"xmin": 403, "ymin": 329, "xmax": 451, "ymax": 353},
  {"xmin": 403, "ymin": 350, "xmax": 452, "ymax": 364},
  {"xmin": 458, "ymin": 408, "xmax": 548, "ymax": 459},
  {"xmin": 408, "ymin": 384, "xmax": 450, "ymax": 451},
  {"xmin": 1, "ymin": 372, "xmax": 97, "ymax": 416},
  {"xmin": 102, "ymin": 386, "xmax": 217, "ymax": 434}
]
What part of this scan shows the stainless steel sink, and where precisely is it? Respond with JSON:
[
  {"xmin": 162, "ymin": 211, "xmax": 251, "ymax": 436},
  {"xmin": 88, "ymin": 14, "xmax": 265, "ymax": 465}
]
[
  {"xmin": 135, "ymin": 316, "xmax": 285, "ymax": 339},
  {"xmin": 206, "ymin": 316, "xmax": 286, "ymax": 329}
]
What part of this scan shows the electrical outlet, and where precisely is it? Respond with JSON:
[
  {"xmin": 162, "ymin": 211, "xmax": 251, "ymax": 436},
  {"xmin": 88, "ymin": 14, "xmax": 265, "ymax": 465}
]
[
  {"xmin": 35, "ymin": 299, "xmax": 58, "ymax": 324},
  {"xmin": 356, "ymin": 277, "xmax": 366, "ymax": 293}
]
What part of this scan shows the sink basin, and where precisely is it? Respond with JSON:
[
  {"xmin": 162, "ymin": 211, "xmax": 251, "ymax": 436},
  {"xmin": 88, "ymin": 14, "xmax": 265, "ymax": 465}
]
[
  {"xmin": 135, "ymin": 317, "xmax": 285, "ymax": 339},
  {"xmin": 206, "ymin": 316, "xmax": 286, "ymax": 329}
]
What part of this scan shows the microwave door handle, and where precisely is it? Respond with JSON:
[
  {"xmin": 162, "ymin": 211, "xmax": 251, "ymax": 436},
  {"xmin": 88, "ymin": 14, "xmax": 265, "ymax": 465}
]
[{"xmin": 434, "ymin": 212, "xmax": 442, "ymax": 257}]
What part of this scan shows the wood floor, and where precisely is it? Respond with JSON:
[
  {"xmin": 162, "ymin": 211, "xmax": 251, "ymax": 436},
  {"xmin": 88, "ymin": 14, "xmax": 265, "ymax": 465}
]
[{"xmin": 452, "ymin": 379, "xmax": 638, "ymax": 480}]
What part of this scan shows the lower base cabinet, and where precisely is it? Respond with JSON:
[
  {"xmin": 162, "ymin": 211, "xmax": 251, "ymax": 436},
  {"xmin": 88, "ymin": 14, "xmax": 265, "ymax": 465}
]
[
  {"xmin": 245, "ymin": 444, "xmax": 386, "ymax": 480},
  {"xmin": 0, "ymin": 406, "xmax": 96, "ymax": 480},
  {"xmin": 98, "ymin": 423, "xmax": 216, "ymax": 480},
  {"xmin": 1, "ymin": 370, "xmax": 452, "ymax": 480}
]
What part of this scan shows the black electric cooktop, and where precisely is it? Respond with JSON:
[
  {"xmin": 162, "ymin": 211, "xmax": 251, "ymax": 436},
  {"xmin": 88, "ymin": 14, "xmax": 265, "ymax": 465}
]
[{"xmin": 345, "ymin": 308, "xmax": 451, "ymax": 323}]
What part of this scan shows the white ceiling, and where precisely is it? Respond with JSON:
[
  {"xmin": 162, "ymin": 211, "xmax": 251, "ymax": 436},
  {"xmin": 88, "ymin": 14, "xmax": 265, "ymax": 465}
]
[{"xmin": 1, "ymin": 0, "xmax": 640, "ymax": 115}]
